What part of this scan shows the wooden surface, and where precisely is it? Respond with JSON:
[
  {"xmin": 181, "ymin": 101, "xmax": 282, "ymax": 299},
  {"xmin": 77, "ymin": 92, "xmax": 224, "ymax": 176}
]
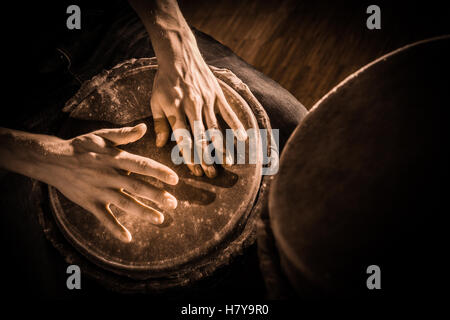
[{"xmin": 179, "ymin": 0, "xmax": 449, "ymax": 109}]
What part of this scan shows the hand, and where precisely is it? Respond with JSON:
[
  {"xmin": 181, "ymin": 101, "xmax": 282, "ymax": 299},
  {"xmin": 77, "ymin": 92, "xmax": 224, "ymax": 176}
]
[
  {"xmin": 0, "ymin": 124, "xmax": 179, "ymax": 242},
  {"xmin": 129, "ymin": 0, "xmax": 247, "ymax": 178},
  {"xmin": 151, "ymin": 36, "xmax": 248, "ymax": 178}
]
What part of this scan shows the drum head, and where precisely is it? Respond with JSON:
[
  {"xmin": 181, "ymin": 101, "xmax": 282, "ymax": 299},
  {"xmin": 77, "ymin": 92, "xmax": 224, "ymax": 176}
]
[{"xmin": 49, "ymin": 59, "xmax": 262, "ymax": 279}]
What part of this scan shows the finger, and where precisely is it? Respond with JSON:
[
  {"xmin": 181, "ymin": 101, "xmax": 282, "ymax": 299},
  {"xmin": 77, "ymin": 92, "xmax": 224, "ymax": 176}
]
[
  {"xmin": 166, "ymin": 107, "xmax": 203, "ymax": 176},
  {"xmin": 109, "ymin": 151, "xmax": 178, "ymax": 185},
  {"xmin": 90, "ymin": 202, "xmax": 132, "ymax": 243},
  {"xmin": 204, "ymin": 102, "xmax": 219, "ymax": 132},
  {"xmin": 94, "ymin": 123, "xmax": 147, "ymax": 146},
  {"xmin": 111, "ymin": 191, "xmax": 164, "ymax": 225},
  {"xmin": 150, "ymin": 99, "xmax": 170, "ymax": 147},
  {"xmin": 71, "ymin": 134, "xmax": 109, "ymax": 154},
  {"xmin": 185, "ymin": 101, "xmax": 217, "ymax": 178},
  {"xmin": 216, "ymin": 93, "xmax": 247, "ymax": 141},
  {"xmin": 114, "ymin": 175, "xmax": 177, "ymax": 210},
  {"xmin": 204, "ymin": 106, "xmax": 233, "ymax": 166}
]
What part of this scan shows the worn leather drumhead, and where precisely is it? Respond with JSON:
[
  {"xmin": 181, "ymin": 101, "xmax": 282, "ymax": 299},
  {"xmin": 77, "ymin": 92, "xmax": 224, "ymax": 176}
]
[
  {"xmin": 49, "ymin": 58, "xmax": 262, "ymax": 279},
  {"xmin": 269, "ymin": 36, "xmax": 449, "ymax": 296}
]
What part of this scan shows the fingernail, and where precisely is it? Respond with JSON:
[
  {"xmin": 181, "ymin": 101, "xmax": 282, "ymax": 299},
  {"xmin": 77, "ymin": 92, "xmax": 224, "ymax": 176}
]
[
  {"xmin": 152, "ymin": 214, "xmax": 164, "ymax": 225},
  {"xmin": 194, "ymin": 165, "xmax": 203, "ymax": 176},
  {"xmin": 134, "ymin": 123, "xmax": 147, "ymax": 131},
  {"xmin": 235, "ymin": 128, "xmax": 247, "ymax": 141},
  {"xmin": 156, "ymin": 133, "xmax": 165, "ymax": 147},
  {"xmin": 122, "ymin": 229, "xmax": 132, "ymax": 243},
  {"xmin": 206, "ymin": 166, "xmax": 217, "ymax": 178},
  {"xmin": 168, "ymin": 174, "xmax": 179, "ymax": 185},
  {"xmin": 164, "ymin": 193, "xmax": 178, "ymax": 209}
]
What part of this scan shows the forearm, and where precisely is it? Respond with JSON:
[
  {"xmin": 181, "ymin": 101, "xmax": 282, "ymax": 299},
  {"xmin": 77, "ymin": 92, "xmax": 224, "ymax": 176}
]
[
  {"xmin": 0, "ymin": 128, "xmax": 65, "ymax": 183},
  {"xmin": 129, "ymin": 0, "xmax": 199, "ymax": 69}
]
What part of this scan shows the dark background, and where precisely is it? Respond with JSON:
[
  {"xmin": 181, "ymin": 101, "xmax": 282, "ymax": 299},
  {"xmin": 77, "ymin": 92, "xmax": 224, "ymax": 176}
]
[{"xmin": 179, "ymin": 0, "xmax": 450, "ymax": 108}]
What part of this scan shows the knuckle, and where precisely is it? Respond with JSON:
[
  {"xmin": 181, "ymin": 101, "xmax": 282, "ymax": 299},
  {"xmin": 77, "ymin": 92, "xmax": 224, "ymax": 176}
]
[
  {"xmin": 72, "ymin": 136, "xmax": 85, "ymax": 144},
  {"xmin": 79, "ymin": 151, "xmax": 98, "ymax": 162},
  {"xmin": 186, "ymin": 89, "xmax": 197, "ymax": 102},
  {"xmin": 172, "ymin": 86, "xmax": 183, "ymax": 100},
  {"xmin": 161, "ymin": 172, "xmax": 172, "ymax": 183},
  {"xmin": 71, "ymin": 136, "xmax": 87, "ymax": 149},
  {"xmin": 130, "ymin": 180, "xmax": 143, "ymax": 193},
  {"xmin": 162, "ymin": 169, "xmax": 174, "ymax": 181},
  {"xmin": 156, "ymin": 191, "xmax": 166, "ymax": 204},
  {"xmin": 137, "ymin": 158, "xmax": 149, "ymax": 170},
  {"xmin": 187, "ymin": 92, "xmax": 202, "ymax": 106},
  {"xmin": 117, "ymin": 196, "xmax": 130, "ymax": 209},
  {"xmin": 118, "ymin": 127, "xmax": 128, "ymax": 135},
  {"xmin": 84, "ymin": 134, "xmax": 98, "ymax": 143},
  {"xmin": 209, "ymin": 121, "xmax": 219, "ymax": 130}
]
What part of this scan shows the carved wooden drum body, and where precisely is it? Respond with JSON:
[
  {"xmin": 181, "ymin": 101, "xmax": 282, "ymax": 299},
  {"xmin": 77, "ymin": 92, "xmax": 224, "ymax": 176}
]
[{"xmin": 40, "ymin": 58, "xmax": 272, "ymax": 291}]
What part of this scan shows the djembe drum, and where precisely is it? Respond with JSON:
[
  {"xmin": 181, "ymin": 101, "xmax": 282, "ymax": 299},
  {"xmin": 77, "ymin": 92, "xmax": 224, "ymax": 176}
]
[
  {"xmin": 37, "ymin": 58, "xmax": 275, "ymax": 292},
  {"xmin": 262, "ymin": 36, "xmax": 449, "ymax": 297}
]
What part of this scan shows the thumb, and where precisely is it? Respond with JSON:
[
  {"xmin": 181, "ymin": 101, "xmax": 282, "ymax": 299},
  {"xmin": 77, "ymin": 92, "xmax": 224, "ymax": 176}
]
[{"xmin": 94, "ymin": 123, "xmax": 147, "ymax": 146}]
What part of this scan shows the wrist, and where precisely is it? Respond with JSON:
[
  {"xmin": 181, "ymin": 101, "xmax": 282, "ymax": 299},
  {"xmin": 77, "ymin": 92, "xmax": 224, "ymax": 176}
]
[
  {"xmin": 129, "ymin": 0, "xmax": 199, "ymax": 70},
  {"xmin": 158, "ymin": 34, "xmax": 199, "ymax": 69},
  {"xmin": 0, "ymin": 129, "xmax": 67, "ymax": 183},
  {"xmin": 151, "ymin": 21, "xmax": 198, "ymax": 65}
]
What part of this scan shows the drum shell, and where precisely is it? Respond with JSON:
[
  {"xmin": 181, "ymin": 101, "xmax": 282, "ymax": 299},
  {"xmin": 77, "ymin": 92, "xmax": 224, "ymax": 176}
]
[{"xmin": 261, "ymin": 36, "xmax": 450, "ymax": 297}]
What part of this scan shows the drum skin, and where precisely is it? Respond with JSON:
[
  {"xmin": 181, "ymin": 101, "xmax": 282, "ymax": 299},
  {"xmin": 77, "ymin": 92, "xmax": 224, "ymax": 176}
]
[
  {"xmin": 269, "ymin": 36, "xmax": 450, "ymax": 297},
  {"xmin": 39, "ymin": 58, "xmax": 274, "ymax": 291}
]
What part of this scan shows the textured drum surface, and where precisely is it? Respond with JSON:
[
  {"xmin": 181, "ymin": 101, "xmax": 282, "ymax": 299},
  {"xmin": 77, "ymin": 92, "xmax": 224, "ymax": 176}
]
[
  {"xmin": 49, "ymin": 59, "xmax": 262, "ymax": 278},
  {"xmin": 269, "ymin": 36, "xmax": 449, "ymax": 295}
]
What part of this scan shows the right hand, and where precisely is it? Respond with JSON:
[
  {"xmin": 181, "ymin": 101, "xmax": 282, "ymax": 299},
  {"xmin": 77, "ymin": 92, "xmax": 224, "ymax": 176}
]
[
  {"xmin": 131, "ymin": 0, "xmax": 248, "ymax": 178},
  {"xmin": 41, "ymin": 123, "xmax": 178, "ymax": 242}
]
